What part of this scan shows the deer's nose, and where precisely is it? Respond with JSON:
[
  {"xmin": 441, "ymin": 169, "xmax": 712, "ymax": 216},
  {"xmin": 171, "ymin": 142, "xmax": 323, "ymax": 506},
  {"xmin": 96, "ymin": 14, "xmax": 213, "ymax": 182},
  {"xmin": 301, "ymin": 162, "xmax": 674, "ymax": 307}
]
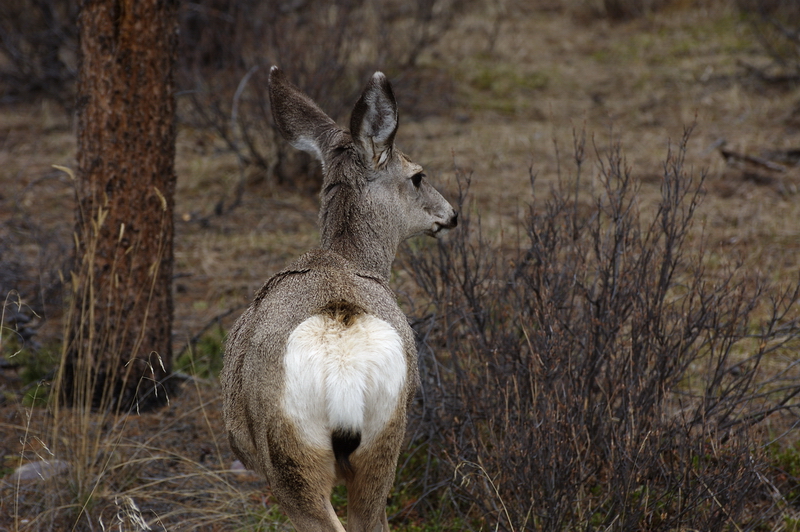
[{"xmin": 444, "ymin": 211, "xmax": 458, "ymax": 229}]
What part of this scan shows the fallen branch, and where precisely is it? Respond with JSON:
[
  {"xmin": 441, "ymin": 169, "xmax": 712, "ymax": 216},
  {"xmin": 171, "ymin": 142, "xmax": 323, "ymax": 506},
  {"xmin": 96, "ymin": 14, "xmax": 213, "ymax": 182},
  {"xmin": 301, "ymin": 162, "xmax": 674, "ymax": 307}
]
[{"xmin": 719, "ymin": 148, "xmax": 788, "ymax": 173}]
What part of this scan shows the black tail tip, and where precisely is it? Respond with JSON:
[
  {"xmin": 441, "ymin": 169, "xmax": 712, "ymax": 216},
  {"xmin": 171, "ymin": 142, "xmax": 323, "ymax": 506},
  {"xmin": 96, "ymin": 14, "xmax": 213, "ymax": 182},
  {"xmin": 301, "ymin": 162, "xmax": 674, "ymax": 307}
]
[{"xmin": 332, "ymin": 429, "xmax": 361, "ymax": 480}]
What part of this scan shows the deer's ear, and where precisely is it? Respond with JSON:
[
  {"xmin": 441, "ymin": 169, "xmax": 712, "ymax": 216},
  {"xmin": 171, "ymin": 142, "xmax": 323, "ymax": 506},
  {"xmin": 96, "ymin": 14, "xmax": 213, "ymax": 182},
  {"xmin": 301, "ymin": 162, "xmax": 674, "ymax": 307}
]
[
  {"xmin": 269, "ymin": 66, "xmax": 338, "ymax": 164},
  {"xmin": 350, "ymin": 72, "xmax": 398, "ymax": 168}
]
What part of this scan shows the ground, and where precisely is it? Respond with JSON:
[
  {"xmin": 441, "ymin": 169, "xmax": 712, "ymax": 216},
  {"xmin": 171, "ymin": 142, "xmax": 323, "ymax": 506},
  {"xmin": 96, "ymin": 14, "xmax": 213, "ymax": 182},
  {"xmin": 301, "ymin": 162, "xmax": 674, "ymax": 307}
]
[{"xmin": 0, "ymin": 2, "xmax": 799, "ymax": 530}]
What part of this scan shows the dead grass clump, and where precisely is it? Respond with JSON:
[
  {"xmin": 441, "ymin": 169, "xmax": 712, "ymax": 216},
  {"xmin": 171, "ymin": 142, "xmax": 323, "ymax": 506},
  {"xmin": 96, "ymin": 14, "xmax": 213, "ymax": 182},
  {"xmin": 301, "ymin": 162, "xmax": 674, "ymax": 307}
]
[
  {"xmin": 401, "ymin": 125, "xmax": 800, "ymax": 531},
  {"xmin": 0, "ymin": 377, "xmax": 274, "ymax": 532}
]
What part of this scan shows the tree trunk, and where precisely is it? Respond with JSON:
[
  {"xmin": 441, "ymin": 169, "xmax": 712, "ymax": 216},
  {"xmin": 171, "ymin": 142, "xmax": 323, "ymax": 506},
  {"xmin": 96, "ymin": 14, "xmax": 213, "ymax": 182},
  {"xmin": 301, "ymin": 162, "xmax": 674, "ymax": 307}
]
[{"xmin": 66, "ymin": 0, "xmax": 179, "ymax": 412}]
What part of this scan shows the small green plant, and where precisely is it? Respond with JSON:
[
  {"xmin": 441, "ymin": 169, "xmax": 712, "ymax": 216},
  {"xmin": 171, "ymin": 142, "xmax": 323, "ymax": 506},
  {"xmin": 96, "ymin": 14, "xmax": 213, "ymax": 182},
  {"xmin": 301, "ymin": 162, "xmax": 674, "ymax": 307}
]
[
  {"xmin": 0, "ymin": 324, "xmax": 60, "ymax": 407},
  {"xmin": 244, "ymin": 492, "xmax": 291, "ymax": 531},
  {"xmin": 4, "ymin": 342, "xmax": 60, "ymax": 387},
  {"xmin": 174, "ymin": 324, "xmax": 226, "ymax": 378},
  {"xmin": 768, "ymin": 443, "xmax": 800, "ymax": 507},
  {"xmin": 469, "ymin": 65, "xmax": 549, "ymax": 96}
]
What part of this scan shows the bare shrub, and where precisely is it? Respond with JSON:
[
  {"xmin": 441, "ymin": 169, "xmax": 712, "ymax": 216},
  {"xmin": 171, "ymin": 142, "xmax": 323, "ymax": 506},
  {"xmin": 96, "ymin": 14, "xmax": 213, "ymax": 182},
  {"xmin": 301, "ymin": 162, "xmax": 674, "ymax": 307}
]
[
  {"xmin": 0, "ymin": 0, "xmax": 77, "ymax": 106},
  {"xmin": 400, "ymin": 126, "xmax": 800, "ymax": 531},
  {"xmin": 737, "ymin": 0, "xmax": 800, "ymax": 82},
  {"xmin": 0, "ymin": 169, "xmax": 74, "ymax": 344},
  {"xmin": 0, "ymin": 0, "xmax": 462, "ymax": 196},
  {"xmin": 563, "ymin": 0, "xmax": 671, "ymax": 22},
  {"xmin": 178, "ymin": 0, "xmax": 462, "ymax": 197}
]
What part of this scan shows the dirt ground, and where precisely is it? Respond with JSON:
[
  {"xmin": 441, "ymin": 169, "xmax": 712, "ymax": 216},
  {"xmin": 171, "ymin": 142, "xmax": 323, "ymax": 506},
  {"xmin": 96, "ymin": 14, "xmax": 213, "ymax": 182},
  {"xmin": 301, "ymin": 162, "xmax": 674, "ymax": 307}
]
[{"xmin": 1, "ymin": 1, "xmax": 799, "ymax": 530}]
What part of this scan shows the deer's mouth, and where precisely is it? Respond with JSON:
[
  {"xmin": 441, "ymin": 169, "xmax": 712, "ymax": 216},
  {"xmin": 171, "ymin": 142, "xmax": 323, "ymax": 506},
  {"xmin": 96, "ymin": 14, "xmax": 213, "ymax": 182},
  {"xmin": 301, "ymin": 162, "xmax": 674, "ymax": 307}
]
[{"xmin": 428, "ymin": 212, "xmax": 459, "ymax": 236}]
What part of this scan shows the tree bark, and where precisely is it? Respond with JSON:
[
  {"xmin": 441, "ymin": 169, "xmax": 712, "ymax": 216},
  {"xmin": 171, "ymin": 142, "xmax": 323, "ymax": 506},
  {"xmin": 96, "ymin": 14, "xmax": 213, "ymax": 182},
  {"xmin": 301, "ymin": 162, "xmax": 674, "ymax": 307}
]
[{"xmin": 66, "ymin": 0, "xmax": 179, "ymax": 411}]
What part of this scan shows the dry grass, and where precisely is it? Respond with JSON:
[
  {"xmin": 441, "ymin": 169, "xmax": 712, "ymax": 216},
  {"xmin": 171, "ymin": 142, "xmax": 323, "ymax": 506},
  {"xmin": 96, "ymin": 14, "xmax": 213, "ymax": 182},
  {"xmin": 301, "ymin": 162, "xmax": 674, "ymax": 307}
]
[
  {"xmin": 0, "ymin": 376, "xmax": 284, "ymax": 531},
  {"xmin": 1, "ymin": 1, "xmax": 799, "ymax": 530}
]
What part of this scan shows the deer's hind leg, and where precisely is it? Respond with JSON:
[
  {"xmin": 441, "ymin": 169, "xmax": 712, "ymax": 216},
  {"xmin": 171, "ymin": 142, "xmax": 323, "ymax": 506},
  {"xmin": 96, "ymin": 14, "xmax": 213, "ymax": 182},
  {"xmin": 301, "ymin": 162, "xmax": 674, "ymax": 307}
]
[
  {"xmin": 346, "ymin": 478, "xmax": 392, "ymax": 532},
  {"xmin": 345, "ymin": 454, "xmax": 395, "ymax": 532},
  {"xmin": 344, "ymin": 426, "xmax": 405, "ymax": 532},
  {"xmin": 265, "ymin": 424, "xmax": 344, "ymax": 532}
]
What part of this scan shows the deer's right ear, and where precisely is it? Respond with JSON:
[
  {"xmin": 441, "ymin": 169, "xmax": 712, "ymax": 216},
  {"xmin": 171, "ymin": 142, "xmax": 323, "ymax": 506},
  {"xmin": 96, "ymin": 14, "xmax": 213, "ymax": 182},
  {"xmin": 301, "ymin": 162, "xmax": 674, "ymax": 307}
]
[
  {"xmin": 269, "ymin": 66, "xmax": 337, "ymax": 164},
  {"xmin": 350, "ymin": 72, "xmax": 398, "ymax": 169}
]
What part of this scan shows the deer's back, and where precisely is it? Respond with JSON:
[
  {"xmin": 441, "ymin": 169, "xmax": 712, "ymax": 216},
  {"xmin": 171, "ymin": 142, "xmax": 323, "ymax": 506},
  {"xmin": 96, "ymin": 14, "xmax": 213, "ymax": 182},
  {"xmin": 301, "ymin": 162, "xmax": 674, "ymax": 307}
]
[{"xmin": 221, "ymin": 249, "xmax": 417, "ymax": 472}]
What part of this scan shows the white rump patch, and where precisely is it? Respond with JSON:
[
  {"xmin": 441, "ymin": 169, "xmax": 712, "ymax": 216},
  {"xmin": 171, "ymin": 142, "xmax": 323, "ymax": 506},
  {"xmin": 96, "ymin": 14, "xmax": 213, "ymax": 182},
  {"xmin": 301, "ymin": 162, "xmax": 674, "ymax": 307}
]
[{"xmin": 283, "ymin": 313, "xmax": 406, "ymax": 449}]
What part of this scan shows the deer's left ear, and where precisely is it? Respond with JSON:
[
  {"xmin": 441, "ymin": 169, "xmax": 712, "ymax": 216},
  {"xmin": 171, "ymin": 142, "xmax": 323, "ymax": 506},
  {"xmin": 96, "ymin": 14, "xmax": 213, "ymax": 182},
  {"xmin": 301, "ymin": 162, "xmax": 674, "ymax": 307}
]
[
  {"xmin": 269, "ymin": 66, "xmax": 339, "ymax": 165},
  {"xmin": 350, "ymin": 72, "xmax": 398, "ymax": 169}
]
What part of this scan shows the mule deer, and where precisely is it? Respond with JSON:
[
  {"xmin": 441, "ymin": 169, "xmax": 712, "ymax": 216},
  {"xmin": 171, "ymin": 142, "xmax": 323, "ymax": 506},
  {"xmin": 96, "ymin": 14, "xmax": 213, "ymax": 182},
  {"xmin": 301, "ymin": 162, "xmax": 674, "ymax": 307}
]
[{"xmin": 221, "ymin": 67, "xmax": 458, "ymax": 532}]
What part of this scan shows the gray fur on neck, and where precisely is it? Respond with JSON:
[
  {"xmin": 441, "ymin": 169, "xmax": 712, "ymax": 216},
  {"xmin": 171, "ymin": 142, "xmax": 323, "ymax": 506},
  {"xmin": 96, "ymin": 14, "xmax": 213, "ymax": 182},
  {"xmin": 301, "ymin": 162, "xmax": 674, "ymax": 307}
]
[{"xmin": 318, "ymin": 145, "xmax": 401, "ymax": 281}]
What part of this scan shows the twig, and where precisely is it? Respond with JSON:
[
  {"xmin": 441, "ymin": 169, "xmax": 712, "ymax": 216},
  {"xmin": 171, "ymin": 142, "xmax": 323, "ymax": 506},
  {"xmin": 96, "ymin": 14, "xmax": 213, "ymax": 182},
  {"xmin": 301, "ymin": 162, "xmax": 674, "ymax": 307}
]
[
  {"xmin": 719, "ymin": 148, "xmax": 787, "ymax": 173},
  {"xmin": 175, "ymin": 306, "xmax": 243, "ymax": 361}
]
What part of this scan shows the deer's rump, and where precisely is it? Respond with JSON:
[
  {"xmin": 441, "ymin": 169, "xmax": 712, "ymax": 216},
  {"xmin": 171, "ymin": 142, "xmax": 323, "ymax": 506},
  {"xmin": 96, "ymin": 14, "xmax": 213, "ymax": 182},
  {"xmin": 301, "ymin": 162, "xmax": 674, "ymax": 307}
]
[{"xmin": 283, "ymin": 305, "xmax": 406, "ymax": 474}]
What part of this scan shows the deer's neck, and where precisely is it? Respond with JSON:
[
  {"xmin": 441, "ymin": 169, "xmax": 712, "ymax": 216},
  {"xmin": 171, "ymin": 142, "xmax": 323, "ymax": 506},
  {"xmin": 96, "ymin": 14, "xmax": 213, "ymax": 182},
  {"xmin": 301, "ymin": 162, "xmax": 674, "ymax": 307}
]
[{"xmin": 319, "ymin": 184, "xmax": 400, "ymax": 282}]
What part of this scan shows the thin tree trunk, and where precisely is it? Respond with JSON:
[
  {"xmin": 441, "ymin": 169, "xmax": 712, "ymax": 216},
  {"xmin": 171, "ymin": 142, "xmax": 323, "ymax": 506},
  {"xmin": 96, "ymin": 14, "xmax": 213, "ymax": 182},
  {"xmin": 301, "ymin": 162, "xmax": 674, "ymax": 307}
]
[{"xmin": 66, "ymin": 0, "xmax": 179, "ymax": 412}]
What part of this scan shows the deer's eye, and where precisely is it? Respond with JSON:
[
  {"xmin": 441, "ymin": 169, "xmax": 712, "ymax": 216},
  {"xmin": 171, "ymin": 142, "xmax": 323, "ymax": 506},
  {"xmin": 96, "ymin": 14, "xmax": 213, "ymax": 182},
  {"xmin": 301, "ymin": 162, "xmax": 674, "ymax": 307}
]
[{"xmin": 411, "ymin": 172, "xmax": 424, "ymax": 188}]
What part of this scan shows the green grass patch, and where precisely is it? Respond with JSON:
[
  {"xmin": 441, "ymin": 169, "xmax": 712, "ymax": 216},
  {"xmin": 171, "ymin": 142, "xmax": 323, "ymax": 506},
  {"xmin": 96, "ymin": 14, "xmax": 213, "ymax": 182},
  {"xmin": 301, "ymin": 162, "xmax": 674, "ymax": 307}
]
[
  {"xmin": 457, "ymin": 57, "xmax": 551, "ymax": 116},
  {"xmin": 174, "ymin": 324, "xmax": 226, "ymax": 379}
]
